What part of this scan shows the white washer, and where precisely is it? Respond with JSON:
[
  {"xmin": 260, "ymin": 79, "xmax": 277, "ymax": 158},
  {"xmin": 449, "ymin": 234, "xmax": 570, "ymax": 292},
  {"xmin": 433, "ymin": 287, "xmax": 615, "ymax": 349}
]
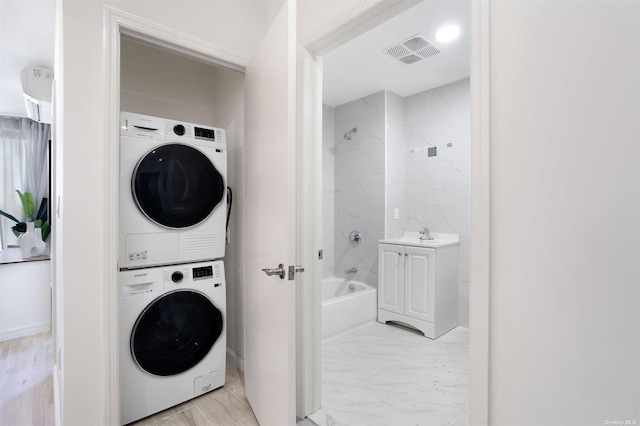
[
  {"xmin": 119, "ymin": 260, "xmax": 226, "ymax": 425},
  {"xmin": 120, "ymin": 112, "xmax": 227, "ymax": 269}
]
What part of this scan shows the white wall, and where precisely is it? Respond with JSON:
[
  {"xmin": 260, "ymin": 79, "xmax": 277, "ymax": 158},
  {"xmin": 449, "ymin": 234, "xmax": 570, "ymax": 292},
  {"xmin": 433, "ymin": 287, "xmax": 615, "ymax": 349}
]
[
  {"xmin": 57, "ymin": 2, "xmax": 268, "ymax": 424},
  {"xmin": 120, "ymin": 38, "xmax": 246, "ymax": 366},
  {"xmin": 488, "ymin": 1, "xmax": 639, "ymax": 424},
  {"xmin": 0, "ymin": 259, "xmax": 51, "ymax": 341}
]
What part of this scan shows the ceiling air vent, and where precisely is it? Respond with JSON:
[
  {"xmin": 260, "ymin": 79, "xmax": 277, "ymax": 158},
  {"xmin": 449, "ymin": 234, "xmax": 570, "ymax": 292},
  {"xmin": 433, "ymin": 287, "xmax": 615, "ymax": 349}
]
[{"xmin": 384, "ymin": 35, "xmax": 440, "ymax": 65}]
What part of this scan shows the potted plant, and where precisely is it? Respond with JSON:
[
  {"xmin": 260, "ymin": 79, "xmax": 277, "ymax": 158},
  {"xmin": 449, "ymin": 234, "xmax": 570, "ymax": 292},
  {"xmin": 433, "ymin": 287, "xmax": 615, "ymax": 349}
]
[{"xmin": 0, "ymin": 190, "xmax": 50, "ymax": 243}]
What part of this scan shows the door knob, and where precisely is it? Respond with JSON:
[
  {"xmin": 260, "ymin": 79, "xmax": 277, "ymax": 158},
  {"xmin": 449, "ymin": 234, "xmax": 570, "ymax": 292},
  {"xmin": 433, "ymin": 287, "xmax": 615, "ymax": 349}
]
[{"xmin": 261, "ymin": 264, "xmax": 285, "ymax": 279}]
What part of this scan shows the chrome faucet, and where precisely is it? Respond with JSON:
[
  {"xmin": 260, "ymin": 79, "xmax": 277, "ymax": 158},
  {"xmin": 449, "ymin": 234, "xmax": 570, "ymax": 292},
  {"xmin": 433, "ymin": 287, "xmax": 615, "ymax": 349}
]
[{"xmin": 419, "ymin": 227, "xmax": 432, "ymax": 240}]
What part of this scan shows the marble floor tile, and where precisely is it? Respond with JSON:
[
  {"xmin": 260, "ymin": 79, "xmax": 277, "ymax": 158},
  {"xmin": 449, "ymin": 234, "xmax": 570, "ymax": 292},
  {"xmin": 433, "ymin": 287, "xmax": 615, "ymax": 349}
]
[{"xmin": 315, "ymin": 323, "xmax": 469, "ymax": 426}]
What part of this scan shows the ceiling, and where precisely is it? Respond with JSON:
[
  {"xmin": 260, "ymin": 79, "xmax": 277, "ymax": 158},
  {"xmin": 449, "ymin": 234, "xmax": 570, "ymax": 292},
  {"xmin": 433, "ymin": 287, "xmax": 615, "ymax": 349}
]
[
  {"xmin": 0, "ymin": 0, "xmax": 469, "ymax": 114},
  {"xmin": 322, "ymin": 0, "xmax": 470, "ymax": 107},
  {"xmin": 0, "ymin": 0, "xmax": 55, "ymax": 117}
]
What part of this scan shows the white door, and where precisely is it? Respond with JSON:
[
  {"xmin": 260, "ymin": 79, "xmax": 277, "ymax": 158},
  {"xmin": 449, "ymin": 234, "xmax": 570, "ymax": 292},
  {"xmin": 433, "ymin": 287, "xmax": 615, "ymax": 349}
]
[
  {"xmin": 378, "ymin": 244, "xmax": 404, "ymax": 314},
  {"xmin": 404, "ymin": 246, "xmax": 435, "ymax": 323},
  {"xmin": 244, "ymin": 1, "xmax": 297, "ymax": 425}
]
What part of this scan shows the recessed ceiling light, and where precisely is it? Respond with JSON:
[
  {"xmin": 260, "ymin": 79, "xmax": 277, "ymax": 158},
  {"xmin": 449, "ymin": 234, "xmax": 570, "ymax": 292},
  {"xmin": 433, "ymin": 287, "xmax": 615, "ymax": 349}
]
[{"xmin": 436, "ymin": 25, "xmax": 460, "ymax": 43}]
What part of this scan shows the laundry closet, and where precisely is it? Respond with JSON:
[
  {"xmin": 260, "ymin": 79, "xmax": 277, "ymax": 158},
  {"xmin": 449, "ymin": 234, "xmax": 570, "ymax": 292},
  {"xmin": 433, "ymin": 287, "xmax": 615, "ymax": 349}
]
[{"xmin": 118, "ymin": 37, "xmax": 246, "ymax": 424}]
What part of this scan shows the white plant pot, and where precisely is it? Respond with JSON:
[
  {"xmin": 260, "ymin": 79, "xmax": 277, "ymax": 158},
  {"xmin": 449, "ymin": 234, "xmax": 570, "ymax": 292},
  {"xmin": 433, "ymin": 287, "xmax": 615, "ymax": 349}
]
[{"xmin": 20, "ymin": 222, "xmax": 46, "ymax": 258}]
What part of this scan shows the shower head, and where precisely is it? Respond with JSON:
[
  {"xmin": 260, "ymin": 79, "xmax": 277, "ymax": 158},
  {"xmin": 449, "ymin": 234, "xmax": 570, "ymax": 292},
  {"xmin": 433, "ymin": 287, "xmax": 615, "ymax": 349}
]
[{"xmin": 343, "ymin": 127, "xmax": 358, "ymax": 140}]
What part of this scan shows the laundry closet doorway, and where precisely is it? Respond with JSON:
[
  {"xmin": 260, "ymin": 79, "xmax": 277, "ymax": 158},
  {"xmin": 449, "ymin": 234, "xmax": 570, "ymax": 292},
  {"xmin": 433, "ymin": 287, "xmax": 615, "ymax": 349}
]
[{"xmin": 103, "ymin": 3, "xmax": 300, "ymax": 424}]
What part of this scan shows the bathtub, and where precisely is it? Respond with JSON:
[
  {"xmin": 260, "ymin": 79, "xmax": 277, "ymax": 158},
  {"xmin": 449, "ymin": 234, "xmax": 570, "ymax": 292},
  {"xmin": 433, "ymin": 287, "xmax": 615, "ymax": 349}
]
[{"xmin": 322, "ymin": 277, "xmax": 377, "ymax": 340}]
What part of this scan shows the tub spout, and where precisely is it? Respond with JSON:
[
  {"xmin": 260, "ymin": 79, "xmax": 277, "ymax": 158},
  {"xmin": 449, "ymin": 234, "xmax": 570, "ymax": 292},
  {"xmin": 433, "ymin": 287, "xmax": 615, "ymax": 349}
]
[{"xmin": 345, "ymin": 267, "xmax": 357, "ymax": 275}]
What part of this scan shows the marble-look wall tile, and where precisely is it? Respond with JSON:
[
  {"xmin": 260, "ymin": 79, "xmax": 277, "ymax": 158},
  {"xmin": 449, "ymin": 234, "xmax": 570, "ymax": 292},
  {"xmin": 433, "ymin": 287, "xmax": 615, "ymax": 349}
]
[
  {"xmin": 326, "ymin": 82, "xmax": 470, "ymax": 326},
  {"xmin": 322, "ymin": 105, "xmax": 335, "ymax": 279},
  {"xmin": 385, "ymin": 91, "xmax": 406, "ymax": 239},
  {"xmin": 334, "ymin": 91, "xmax": 386, "ymax": 287},
  {"xmin": 403, "ymin": 78, "xmax": 470, "ymax": 327}
]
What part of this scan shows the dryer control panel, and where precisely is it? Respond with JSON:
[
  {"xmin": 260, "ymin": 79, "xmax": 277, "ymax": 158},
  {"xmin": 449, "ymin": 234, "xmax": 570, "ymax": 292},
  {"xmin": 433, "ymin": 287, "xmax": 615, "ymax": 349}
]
[{"xmin": 120, "ymin": 111, "xmax": 227, "ymax": 149}]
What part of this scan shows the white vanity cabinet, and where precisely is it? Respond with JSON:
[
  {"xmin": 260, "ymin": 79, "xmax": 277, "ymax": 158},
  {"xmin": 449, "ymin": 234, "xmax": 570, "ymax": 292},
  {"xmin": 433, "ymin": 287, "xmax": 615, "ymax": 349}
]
[{"xmin": 378, "ymin": 236, "xmax": 459, "ymax": 339}]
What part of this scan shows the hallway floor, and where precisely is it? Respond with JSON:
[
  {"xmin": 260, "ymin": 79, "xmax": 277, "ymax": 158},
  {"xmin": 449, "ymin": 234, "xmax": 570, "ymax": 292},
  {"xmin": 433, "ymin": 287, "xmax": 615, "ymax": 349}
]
[
  {"xmin": 309, "ymin": 322, "xmax": 468, "ymax": 426},
  {"xmin": 0, "ymin": 332, "xmax": 54, "ymax": 425}
]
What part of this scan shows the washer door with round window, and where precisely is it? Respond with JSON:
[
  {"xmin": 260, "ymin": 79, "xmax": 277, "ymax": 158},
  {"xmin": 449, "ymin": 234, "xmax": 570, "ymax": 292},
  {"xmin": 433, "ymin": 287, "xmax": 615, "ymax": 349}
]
[
  {"xmin": 132, "ymin": 143, "xmax": 225, "ymax": 229},
  {"xmin": 131, "ymin": 290, "xmax": 224, "ymax": 376}
]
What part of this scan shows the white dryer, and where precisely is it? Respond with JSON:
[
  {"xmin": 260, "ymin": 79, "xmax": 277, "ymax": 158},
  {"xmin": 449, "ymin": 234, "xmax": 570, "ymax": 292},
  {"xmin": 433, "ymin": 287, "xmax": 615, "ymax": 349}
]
[
  {"xmin": 120, "ymin": 112, "xmax": 227, "ymax": 269},
  {"xmin": 119, "ymin": 260, "xmax": 226, "ymax": 425}
]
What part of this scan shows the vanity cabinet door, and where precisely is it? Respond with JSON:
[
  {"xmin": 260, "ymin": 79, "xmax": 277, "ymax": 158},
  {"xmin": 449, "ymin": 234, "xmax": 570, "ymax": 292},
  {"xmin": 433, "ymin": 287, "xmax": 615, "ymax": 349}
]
[
  {"xmin": 404, "ymin": 246, "xmax": 435, "ymax": 323},
  {"xmin": 378, "ymin": 244, "xmax": 404, "ymax": 314}
]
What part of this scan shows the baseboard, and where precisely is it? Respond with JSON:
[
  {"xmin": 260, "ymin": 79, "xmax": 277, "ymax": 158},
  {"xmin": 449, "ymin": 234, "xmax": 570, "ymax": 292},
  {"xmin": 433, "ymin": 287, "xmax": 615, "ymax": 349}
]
[
  {"xmin": 0, "ymin": 323, "xmax": 51, "ymax": 342},
  {"xmin": 226, "ymin": 347, "xmax": 244, "ymax": 372},
  {"xmin": 53, "ymin": 365, "xmax": 62, "ymax": 426}
]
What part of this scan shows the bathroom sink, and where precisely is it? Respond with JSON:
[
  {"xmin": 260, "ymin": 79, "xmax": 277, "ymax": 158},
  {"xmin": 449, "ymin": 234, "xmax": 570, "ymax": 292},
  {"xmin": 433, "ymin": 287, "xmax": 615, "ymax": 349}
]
[
  {"xmin": 379, "ymin": 233, "xmax": 459, "ymax": 248},
  {"xmin": 398, "ymin": 237, "xmax": 442, "ymax": 245}
]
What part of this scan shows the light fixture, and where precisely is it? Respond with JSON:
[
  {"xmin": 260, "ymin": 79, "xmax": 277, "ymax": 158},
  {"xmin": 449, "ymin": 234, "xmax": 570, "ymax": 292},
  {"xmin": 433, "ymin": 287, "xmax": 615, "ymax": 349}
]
[{"xmin": 436, "ymin": 25, "xmax": 460, "ymax": 43}]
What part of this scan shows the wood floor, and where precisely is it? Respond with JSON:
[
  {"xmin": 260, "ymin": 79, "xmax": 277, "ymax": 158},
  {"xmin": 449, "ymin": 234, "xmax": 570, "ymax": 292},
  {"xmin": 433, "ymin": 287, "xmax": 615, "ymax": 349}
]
[
  {"xmin": 0, "ymin": 332, "xmax": 261, "ymax": 426},
  {"xmin": 0, "ymin": 333, "xmax": 324, "ymax": 426},
  {"xmin": 0, "ymin": 332, "xmax": 54, "ymax": 426},
  {"xmin": 131, "ymin": 360, "xmax": 259, "ymax": 426}
]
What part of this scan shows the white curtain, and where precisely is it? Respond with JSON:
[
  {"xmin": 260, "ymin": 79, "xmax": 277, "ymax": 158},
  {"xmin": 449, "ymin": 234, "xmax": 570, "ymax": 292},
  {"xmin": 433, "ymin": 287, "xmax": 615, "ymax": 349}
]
[{"xmin": 0, "ymin": 117, "xmax": 51, "ymax": 249}]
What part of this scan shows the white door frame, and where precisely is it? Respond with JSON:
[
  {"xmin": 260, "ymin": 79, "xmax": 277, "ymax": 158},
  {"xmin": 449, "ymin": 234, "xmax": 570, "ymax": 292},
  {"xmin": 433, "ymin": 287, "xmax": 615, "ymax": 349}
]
[
  {"xmin": 103, "ymin": 7, "xmax": 252, "ymax": 423},
  {"xmin": 100, "ymin": 1, "xmax": 491, "ymax": 423},
  {"xmin": 295, "ymin": 44, "xmax": 325, "ymax": 418},
  {"xmin": 297, "ymin": 1, "xmax": 491, "ymax": 424}
]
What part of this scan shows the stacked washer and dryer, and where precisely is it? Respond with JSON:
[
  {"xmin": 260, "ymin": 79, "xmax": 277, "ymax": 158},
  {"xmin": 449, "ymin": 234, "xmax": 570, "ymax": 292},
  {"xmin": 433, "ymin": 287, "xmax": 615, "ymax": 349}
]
[{"xmin": 118, "ymin": 112, "xmax": 228, "ymax": 424}]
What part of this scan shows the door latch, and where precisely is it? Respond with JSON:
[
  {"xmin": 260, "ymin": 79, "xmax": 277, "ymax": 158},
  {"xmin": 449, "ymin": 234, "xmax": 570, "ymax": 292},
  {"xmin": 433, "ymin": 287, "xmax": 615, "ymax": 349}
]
[
  {"xmin": 261, "ymin": 264, "xmax": 285, "ymax": 279},
  {"xmin": 288, "ymin": 265, "xmax": 305, "ymax": 280}
]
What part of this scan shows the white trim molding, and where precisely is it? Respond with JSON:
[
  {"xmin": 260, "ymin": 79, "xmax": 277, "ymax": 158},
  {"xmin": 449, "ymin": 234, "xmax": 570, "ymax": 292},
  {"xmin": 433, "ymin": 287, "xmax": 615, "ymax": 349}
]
[
  {"xmin": 103, "ymin": 6, "xmax": 249, "ymax": 423},
  {"xmin": 226, "ymin": 347, "xmax": 245, "ymax": 373},
  {"xmin": 302, "ymin": 0, "xmax": 420, "ymax": 55},
  {"xmin": 107, "ymin": 7, "xmax": 249, "ymax": 73},
  {"xmin": 295, "ymin": 44, "xmax": 323, "ymax": 419},
  {"xmin": 103, "ymin": 9, "xmax": 121, "ymax": 424},
  {"xmin": 469, "ymin": 0, "xmax": 491, "ymax": 424}
]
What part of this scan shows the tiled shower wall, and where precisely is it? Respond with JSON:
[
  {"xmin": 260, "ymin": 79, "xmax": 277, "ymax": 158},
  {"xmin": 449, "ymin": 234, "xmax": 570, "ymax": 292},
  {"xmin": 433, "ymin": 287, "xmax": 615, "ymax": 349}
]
[{"xmin": 333, "ymin": 91, "xmax": 386, "ymax": 287}]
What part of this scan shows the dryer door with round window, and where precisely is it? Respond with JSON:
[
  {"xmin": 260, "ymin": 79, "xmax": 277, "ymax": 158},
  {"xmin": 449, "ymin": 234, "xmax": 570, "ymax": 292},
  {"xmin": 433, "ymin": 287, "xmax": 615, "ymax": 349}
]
[
  {"xmin": 132, "ymin": 144, "xmax": 224, "ymax": 229},
  {"xmin": 131, "ymin": 290, "xmax": 224, "ymax": 376}
]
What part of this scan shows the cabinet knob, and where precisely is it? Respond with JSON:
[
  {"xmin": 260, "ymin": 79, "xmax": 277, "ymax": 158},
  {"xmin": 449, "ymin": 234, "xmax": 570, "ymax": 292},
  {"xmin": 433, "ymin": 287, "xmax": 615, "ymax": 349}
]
[
  {"xmin": 405, "ymin": 253, "xmax": 408, "ymax": 257},
  {"xmin": 398, "ymin": 252, "xmax": 402, "ymax": 256}
]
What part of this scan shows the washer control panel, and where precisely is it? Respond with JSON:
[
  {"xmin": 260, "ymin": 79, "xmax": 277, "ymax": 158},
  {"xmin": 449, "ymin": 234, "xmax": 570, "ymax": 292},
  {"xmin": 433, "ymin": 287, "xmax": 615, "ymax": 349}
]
[
  {"xmin": 120, "ymin": 260, "xmax": 225, "ymax": 296},
  {"xmin": 193, "ymin": 266, "xmax": 213, "ymax": 280}
]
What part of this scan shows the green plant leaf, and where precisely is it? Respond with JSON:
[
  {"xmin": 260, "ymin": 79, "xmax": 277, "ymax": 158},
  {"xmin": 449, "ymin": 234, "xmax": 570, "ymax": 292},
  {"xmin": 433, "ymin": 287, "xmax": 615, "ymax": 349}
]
[
  {"xmin": 33, "ymin": 219, "xmax": 43, "ymax": 228},
  {"xmin": 41, "ymin": 221, "xmax": 50, "ymax": 241},
  {"xmin": 0, "ymin": 209, "xmax": 21, "ymax": 223},
  {"xmin": 16, "ymin": 190, "xmax": 36, "ymax": 220}
]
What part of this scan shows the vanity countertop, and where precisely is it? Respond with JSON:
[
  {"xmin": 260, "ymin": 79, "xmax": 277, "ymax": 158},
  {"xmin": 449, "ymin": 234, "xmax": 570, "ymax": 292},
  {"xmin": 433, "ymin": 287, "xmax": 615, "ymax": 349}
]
[{"xmin": 379, "ymin": 232, "xmax": 459, "ymax": 248}]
